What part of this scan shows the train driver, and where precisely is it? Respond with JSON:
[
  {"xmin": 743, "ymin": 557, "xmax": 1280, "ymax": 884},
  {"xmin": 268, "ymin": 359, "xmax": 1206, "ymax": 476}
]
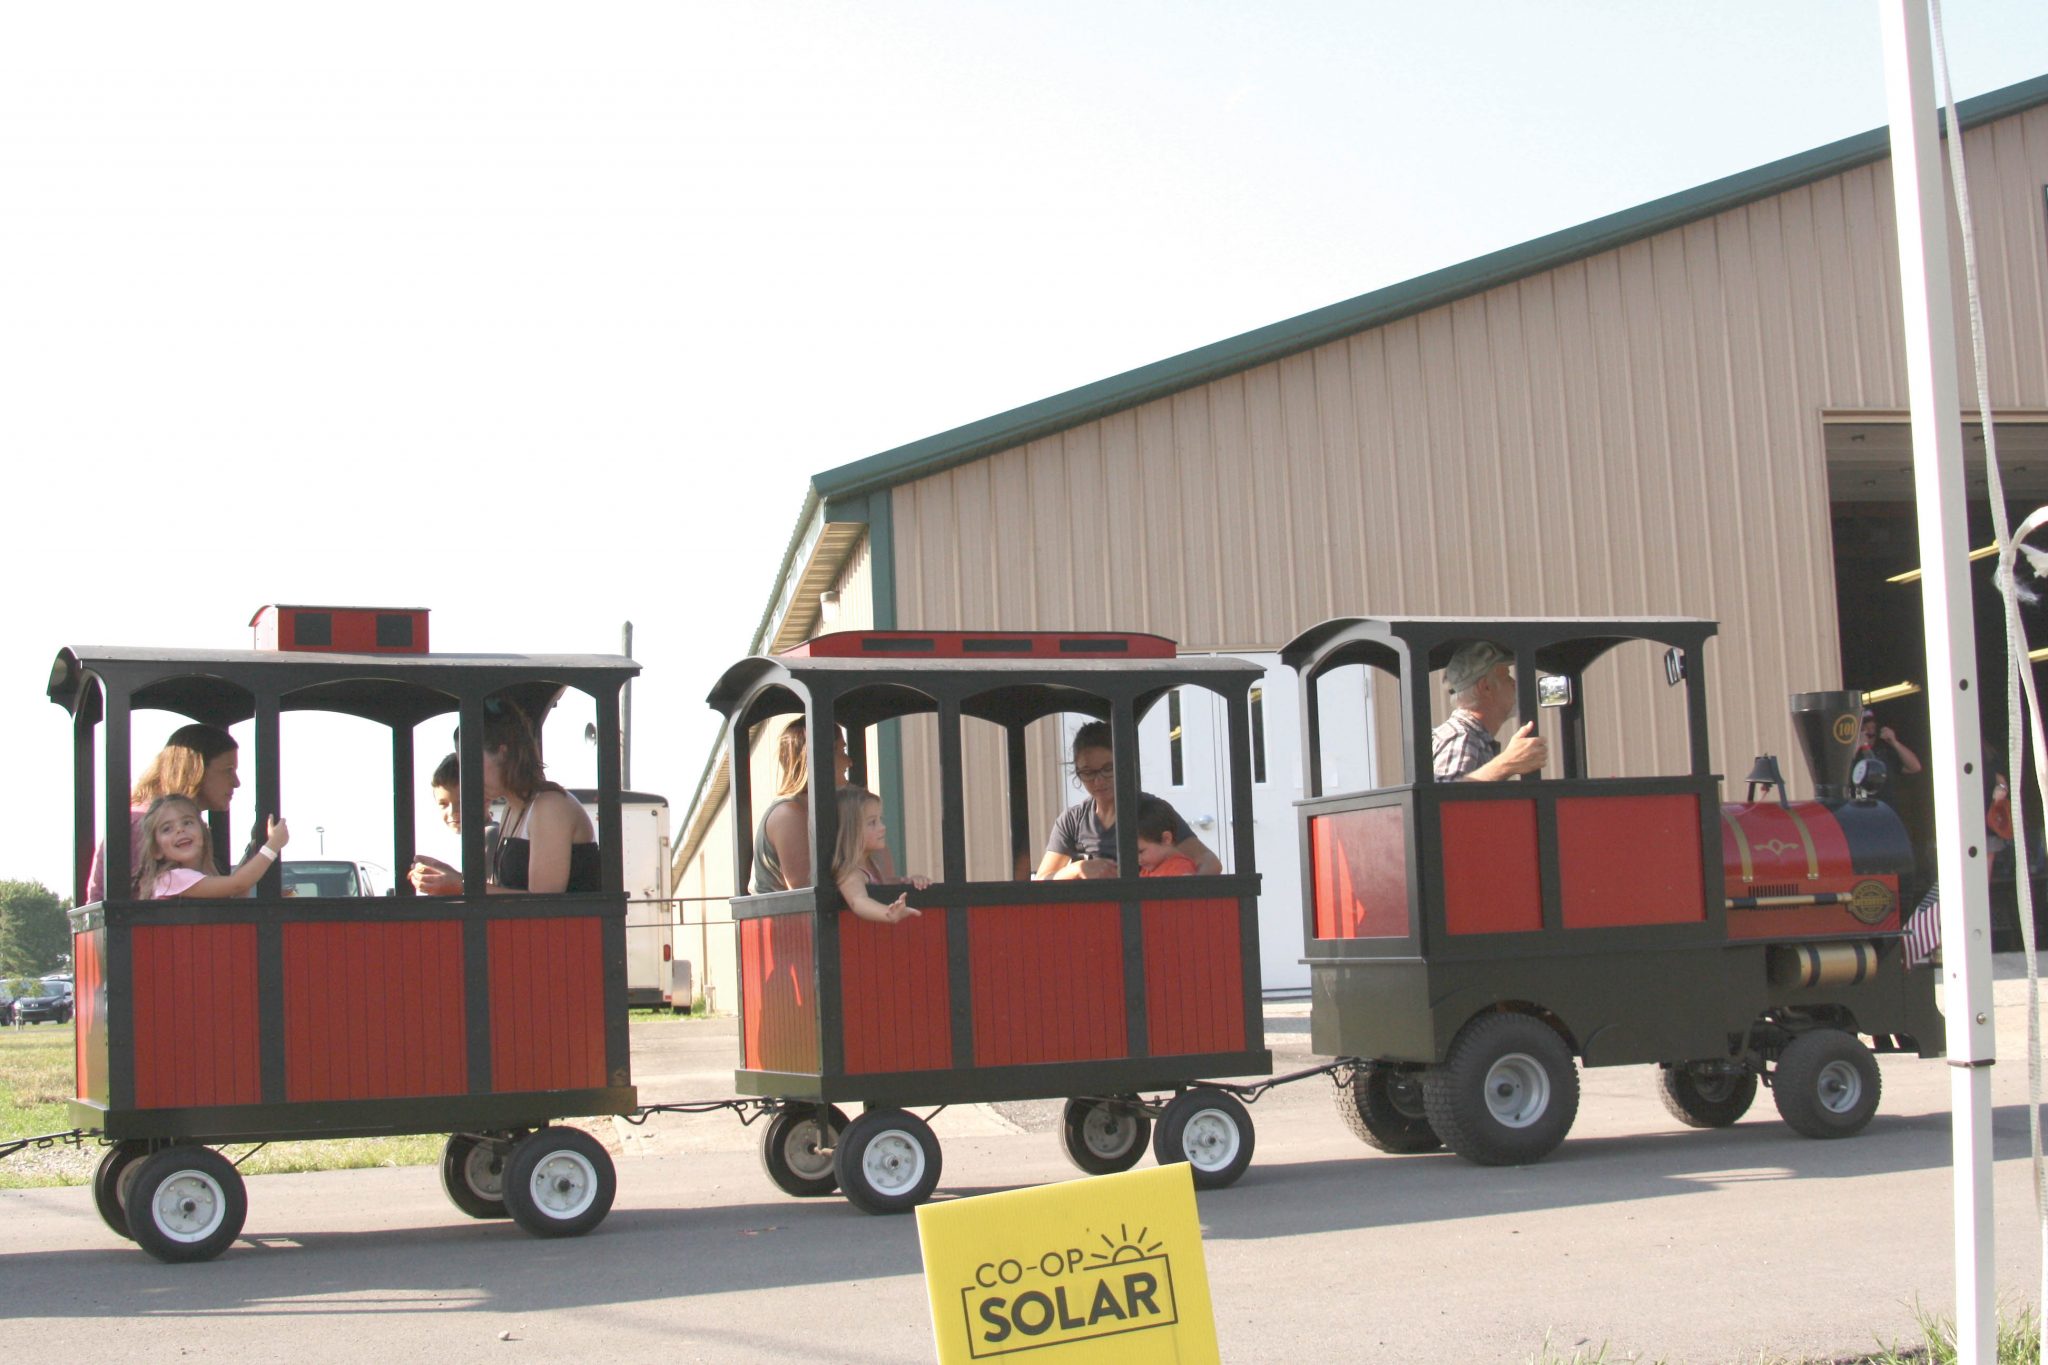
[{"xmin": 1432, "ymin": 641, "xmax": 1548, "ymax": 782}]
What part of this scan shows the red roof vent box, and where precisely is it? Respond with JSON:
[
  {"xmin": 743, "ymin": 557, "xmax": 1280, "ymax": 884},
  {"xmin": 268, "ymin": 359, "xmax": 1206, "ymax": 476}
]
[{"xmin": 250, "ymin": 605, "xmax": 431, "ymax": 655}]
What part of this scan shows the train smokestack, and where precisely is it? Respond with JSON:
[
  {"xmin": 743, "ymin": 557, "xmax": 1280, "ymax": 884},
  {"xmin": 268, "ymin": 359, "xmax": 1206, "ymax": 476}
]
[{"xmin": 1789, "ymin": 690, "xmax": 1862, "ymax": 802}]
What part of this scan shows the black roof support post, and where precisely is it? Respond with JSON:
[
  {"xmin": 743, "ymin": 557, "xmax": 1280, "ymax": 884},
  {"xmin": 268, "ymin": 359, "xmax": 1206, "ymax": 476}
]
[
  {"xmin": 457, "ymin": 695, "xmax": 489, "ymax": 895},
  {"xmin": 252, "ymin": 693, "xmax": 282, "ymax": 897},
  {"xmin": 74, "ymin": 699, "xmax": 96, "ymax": 906},
  {"xmin": 104, "ymin": 688, "xmax": 131, "ymax": 902},
  {"xmin": 1005, "ymin": 722, "xmax": 1031, "ymax": 880},
  {"xmin": 390, "ymin": 723, "xmax": 416, "ymax": 896}
]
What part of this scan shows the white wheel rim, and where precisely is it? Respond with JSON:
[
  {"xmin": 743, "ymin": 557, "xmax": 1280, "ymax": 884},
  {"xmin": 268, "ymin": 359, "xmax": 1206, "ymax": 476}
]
[
  {"xmin": 784, "ymin": 1118, "xmax": 836, "ymax": 1180},
  {"xmin": 859, "ymin": 1130, "xmax": 927, "ymax": 1196},
  {"xmin": 1815, "ymin": 1059, "xmax": 1864, "ymax": 1114},
  {"xmin": 1180, "ymin": 1108, "xmax": 1242, "ymax": 1171},
  {"xmin": 462, "ymin": 1143, "xmax": 506, "ymax": 1200},
  {"xmin": 152, "ymin": 1170, "xmax": 228, "ymax": 1244},
  {"xmin": 1082, "ymin": 1108, "xmax": 1140, "ymax": 1159},
  {"xmin": 1484, "ymin": 1053, "xmax": 1551, "ymax": 1129},
  {"xmin": 527, "ymin": 1149, "xmax": 599, "ymax": 1220}
]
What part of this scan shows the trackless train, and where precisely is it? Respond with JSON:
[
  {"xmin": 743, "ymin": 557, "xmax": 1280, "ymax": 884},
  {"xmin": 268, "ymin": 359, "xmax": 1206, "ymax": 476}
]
[{"xmin": 23, "ymin": 606, "xmax": 1941, "ymax": 1261}]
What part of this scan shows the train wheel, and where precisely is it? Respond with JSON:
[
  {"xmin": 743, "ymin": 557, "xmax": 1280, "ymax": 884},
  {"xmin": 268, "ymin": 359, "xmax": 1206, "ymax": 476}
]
[
  {"xmin": 760, "ymin": 1104, "xmax": 850, "ymax": 1197},
  {"xmin": 440, "ymin": 1133, "xmax": 515, "ymax": 1219},
  {"xmin": 1772, "ymin": 1030, "xmax": 1881, "ymax": 1138},
  {"xmin": 1060, "ymin": 1097, "xmax": 1151, "ymax": 1175},
  {"xmin": 126, "ymin": 1146, "xmax": 247, "ymax": 1264},
  {"xmin": 1657, "ymin": 1063, "xmax": 1759, "ymax": 1129},
  {"xmin": 92, "ymin": 1141, "xmax": 151, "ymax": 1240},
  {"xmin": 1423, "ymin": 1013, "xmax": 1579, "ymax": 1166},
  {"xmin": 833, "ymin": 1108, "xmax": 942, "ymax": 1215},
  {"xmin": 1152, "ymin": 1090, "xmax": 1255, "ymax": 1190},
  {"xmin": 1334, "ymin": 1063, "xmax": 1441, "ymax": 1154},
  {"xmin": 503, "ymin": 1127, "xmax": 617, "ymax": 1238}
]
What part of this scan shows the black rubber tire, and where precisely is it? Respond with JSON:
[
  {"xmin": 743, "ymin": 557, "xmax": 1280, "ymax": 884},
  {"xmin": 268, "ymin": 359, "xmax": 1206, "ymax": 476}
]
[
  {"xmin": 833, "ymin": 1108, "xmax": 942, "ymax": 1215},
  {"xmin": 1657, "ymin": 1063, "xmax": 1759, "ymax": 1129},
  {"xmin": 1060, "ymin": 1097, "xmax": 1152, "ymax": 1175},
  {"xmin": 1335, "ymin": 1064, "xmax": 1442, "ymax": 1154},
  {"xmin": 760, "ymin": 1104, "xmax": 851, "ymax": 1197},
  {"xmin": 92, "ymin": 1141, "xmax": 151, "ymax": 1240},
  {"xmin": 1151, "ymin": 1090, "xmax": 1256, "ymax": 1190},
  {"xmin": 126, "ymin": 1146, "xmax": 248, "ymax": 1264},
  {"xmin": 502, "ymin": 1128, "xmax": 617, "ymax": 1238},
  {"xmin": 440, "ymin": 1133, "xmax": 514, "ymax": 1219},
  {"xmin": 1422, "ymin": 1013, "xmax": 1579, "ymax": 1167},
  {"xmin": 1772, "ymin": 1029, "xmax": 1882, "ymax": 1138}
]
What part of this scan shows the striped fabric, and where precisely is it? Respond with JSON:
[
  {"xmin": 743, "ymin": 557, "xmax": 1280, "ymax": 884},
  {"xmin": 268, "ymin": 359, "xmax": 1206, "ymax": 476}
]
[{"xmin": 1903, "ymin": 882, "xmax": 1942, "ymax": 968}]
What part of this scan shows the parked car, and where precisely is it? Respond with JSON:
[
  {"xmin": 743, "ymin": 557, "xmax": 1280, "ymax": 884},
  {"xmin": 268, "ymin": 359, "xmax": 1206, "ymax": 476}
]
[
  {"xmin": 280, "ymin": 859, "xmax": 381, "ymax": 898},
  {"xmin": 13, "ymin": 980, "xmax": 73, "ymax": 1027}
]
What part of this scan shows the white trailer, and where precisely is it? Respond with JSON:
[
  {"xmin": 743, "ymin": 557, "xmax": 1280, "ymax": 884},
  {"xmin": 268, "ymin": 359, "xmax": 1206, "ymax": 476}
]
[{"xmin": 571, "ymin": 789, "xmax": 671, "ymax": 1010}]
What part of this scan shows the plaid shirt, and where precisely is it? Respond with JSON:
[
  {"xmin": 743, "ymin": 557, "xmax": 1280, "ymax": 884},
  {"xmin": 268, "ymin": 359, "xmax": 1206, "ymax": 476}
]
[{"xmin": 1431, "ymin": 710, "xmax": 1500, "ymax": 781}]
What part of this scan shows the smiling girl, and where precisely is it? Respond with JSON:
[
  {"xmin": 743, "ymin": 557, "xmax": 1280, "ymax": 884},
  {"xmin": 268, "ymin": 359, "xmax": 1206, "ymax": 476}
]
[{"xmin": 136, "ymin": 795, "xmax": 289, "ymax": 900}]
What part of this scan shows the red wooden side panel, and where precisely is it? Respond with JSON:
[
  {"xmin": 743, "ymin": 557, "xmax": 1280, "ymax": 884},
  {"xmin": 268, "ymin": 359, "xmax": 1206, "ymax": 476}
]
[
  {"xmin": 839, "ymin": 910, "xmax": 951, "ymax": 1075},
  {"xmin": 74, "ymin": 925, "xmax": 106, "ymax": 1103},
  {"xmin": 970, "ymin": 902, "xmax": 1127, "ymax": 1066},
  {"xmin": 488, "ymin": 917, "xmax": 606, "ymax": 1093},
  {"xmin": 1557, "ymin": 794, "xmax": 1706, "ymax": 929},
  {"xmin": 131, "ymin": 924, "xmax": 261, "ymax": 1110},
  {"xmin": 740, "ymin": 914, "xmax": 820, "ymax": 1074},
  {"xmin": 1142, "ymin": 897, "xmax": 1245, "ymax": 1057},
  {"xmin": 1441, "ymin": 800, "xmax": 1543, "ymax": 935},
  {"xmin": 1310, "ymin": 807, "xmax": 1409, "ymax": 938},
  {"xmin": 282, "ymin": 920, "xmax": 467, "ymax": 1102}
]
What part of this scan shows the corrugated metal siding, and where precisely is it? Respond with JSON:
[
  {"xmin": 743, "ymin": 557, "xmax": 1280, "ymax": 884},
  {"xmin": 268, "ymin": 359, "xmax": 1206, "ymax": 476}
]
[{"xmin": 888, "ymin": 107, "xmax": 2048, "ymax": 865}]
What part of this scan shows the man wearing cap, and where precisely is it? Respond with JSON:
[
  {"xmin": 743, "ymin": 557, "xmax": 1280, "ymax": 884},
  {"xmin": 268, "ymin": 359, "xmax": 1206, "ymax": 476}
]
[{"xmin": 1432, "ymin": 640, "xmax": 1549, "ymax": 781}]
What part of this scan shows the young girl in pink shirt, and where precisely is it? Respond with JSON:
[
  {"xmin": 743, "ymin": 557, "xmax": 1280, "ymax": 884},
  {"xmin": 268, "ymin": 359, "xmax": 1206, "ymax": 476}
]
[{"xmin": 136, "ymin": 795, "xmax": 289, "ymax": 900}]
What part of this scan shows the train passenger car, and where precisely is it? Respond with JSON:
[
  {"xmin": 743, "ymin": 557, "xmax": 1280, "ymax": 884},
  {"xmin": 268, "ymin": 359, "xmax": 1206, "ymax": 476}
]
[
  {"xmin": 1283, "ymin": 616, "xmax": 1944, "ymax": 1166},
  {"xmin": 708, "ymin": 630, "xmax": 1273, "ymax": 1211},
  {"xmin": 49, "ymin": 617, "xmax": 640, "ymax": 1260}
]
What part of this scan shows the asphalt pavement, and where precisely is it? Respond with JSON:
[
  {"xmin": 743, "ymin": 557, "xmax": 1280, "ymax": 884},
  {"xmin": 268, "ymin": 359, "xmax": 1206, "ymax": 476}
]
[{"xmin": 2, "ymin": 962, "xmax": 2045, "ymax": 1363}]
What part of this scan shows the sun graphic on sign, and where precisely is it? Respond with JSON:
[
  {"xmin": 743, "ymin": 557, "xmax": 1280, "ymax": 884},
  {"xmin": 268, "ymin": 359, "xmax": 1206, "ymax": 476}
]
[{"xmin": 1085, "ymin": 1225, "xmax": 1164, "ymax": 1267}]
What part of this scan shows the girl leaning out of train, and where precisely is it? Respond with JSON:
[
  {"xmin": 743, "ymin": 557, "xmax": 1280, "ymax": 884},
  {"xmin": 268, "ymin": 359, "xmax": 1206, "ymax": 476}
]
[
  {"xmin": 136, "ymin": 795, "xmax": 289, "ymax": 899},
  {"xmin": 830, "ymin": 785, "xmax": 929, "ymax": 924}
]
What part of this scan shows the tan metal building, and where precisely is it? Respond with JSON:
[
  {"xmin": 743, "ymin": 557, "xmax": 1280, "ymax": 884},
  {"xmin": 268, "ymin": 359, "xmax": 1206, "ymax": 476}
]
[{"xmin": 671, "ymin": 73, "xmax": 2048, "ymax": 1005}]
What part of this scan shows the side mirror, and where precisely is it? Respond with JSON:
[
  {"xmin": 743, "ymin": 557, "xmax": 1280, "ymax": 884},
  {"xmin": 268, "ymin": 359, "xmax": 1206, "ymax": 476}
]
[
  {"xmin": 1664, "ymin": 647, "xmax": 1686, "ymax": 687},
  {"xmin": 1537, "ymin": 674, "xmax": 1573, "ymax": 708}
]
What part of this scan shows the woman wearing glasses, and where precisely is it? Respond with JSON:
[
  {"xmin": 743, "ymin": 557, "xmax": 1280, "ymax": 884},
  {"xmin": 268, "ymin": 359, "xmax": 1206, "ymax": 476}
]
[{"xmin": 1033, "ymin": 721, "xmax": 1222, "ymax": 880}]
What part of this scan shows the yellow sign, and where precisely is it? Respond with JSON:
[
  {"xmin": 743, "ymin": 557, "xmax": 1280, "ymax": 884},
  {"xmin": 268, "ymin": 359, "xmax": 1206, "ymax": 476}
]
[{"xmin": 916, "ymin": 1163, "xmax": 1219, "ymax": 1364}]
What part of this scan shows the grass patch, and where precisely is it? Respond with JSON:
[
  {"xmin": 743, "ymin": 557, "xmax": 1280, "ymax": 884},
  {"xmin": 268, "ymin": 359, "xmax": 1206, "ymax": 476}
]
[
  {"xmin": 2, "ymin": 1024, "xmax": 467, "ymax": 1188},
  {"xmin": 0, "ymin": 1022, "xmax": 75, "ymax": 1138}
]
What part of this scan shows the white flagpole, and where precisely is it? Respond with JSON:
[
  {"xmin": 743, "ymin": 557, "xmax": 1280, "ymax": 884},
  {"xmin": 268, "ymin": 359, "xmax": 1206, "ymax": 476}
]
[{"xmin": 1876, "ymin": 3, "xmax": 1998, "ymax": 1359}]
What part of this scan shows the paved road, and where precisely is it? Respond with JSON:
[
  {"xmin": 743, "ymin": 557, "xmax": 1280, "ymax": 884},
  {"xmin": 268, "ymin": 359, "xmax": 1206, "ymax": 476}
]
[{"xmin": 3, "ymin": 965, "xmax": 2045, "ymax": 1363}]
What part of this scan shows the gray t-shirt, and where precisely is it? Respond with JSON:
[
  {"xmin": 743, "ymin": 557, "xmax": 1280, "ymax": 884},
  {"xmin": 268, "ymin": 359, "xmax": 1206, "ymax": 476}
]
[{"xmin": 1047, "ymin": 793, "xmax": 1197, "ymax": 868}]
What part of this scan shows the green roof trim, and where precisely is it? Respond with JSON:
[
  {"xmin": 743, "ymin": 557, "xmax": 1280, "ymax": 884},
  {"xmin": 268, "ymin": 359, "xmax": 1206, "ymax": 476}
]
[{"xmin": 812, "ymin": 71, "xmax": 2048, "ymax": 504}]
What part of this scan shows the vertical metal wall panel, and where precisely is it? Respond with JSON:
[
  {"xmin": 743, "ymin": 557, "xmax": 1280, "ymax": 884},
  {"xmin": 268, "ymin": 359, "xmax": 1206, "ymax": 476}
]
[{"xmin": 874, "ymin": 106, "xmax": 2048, "ymax": 878}]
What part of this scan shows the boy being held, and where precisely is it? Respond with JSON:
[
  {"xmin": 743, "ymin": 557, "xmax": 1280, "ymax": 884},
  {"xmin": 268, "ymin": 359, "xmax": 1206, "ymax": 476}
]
[{"xmin": 1133, "ymin": 796, "xmax": 1199, "ymax": 878}]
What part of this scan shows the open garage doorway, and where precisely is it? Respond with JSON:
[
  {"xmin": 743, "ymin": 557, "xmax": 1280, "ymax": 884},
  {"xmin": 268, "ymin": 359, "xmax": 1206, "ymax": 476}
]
[{"xmin": 1826, "ymin": 413, "xmax": 2048, "ymax": 942}]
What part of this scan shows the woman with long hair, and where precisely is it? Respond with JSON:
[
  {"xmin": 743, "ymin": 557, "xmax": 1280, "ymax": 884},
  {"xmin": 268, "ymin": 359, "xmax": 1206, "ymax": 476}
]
[
  {"xmin": 480, "ymin": 703, "xmax": 599, "ymax": 894},
  {"xmin": 753, "ymin": 717, "xmax": 848, "ymax": 892},
  {"xmin": 86, "ymin": 722, "xmax": 242, "ymax": 902}
]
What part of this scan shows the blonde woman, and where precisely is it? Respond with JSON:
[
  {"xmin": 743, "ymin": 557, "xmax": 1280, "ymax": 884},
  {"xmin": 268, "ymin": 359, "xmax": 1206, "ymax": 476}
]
[{"xmin": 86, "ymin": 723, "xmax": 242, "ymax": 902}]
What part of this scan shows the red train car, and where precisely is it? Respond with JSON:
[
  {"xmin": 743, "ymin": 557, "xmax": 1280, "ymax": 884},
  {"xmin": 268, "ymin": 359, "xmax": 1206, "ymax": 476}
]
[
  {"xmin": 708, "ymin": 630, "xmax": 1273, "ymax": 1210},
  {"xmin": 1284, "ymin": 616, "xmax": 1945, "ymax": 1166},
  {"xmin": 49, "ymin": 637, "xmax": 639, "ymax": 1260}
]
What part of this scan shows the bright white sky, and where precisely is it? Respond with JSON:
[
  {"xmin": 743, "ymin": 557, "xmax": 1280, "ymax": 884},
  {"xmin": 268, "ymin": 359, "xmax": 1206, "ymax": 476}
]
[{"xmin": 4, "ymin": 2, "xmax": 2045, "ymax": 895}]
